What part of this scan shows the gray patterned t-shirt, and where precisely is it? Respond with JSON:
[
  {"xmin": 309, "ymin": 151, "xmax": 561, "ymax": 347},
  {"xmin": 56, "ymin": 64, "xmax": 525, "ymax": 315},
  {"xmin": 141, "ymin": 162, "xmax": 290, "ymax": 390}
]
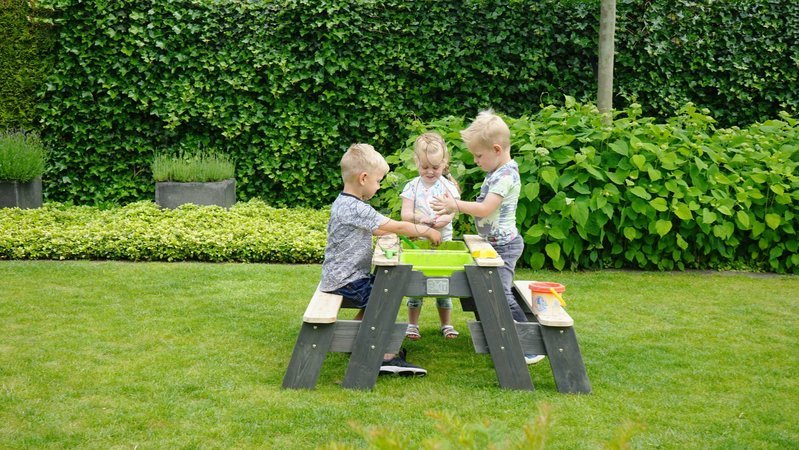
[
  {"xmin": 320, "ymin": 193, "xmax": 388, "ymax": 291},
  {"xmin": 474, "ymin": 160, "xmax": 520, "ymax": 245}
]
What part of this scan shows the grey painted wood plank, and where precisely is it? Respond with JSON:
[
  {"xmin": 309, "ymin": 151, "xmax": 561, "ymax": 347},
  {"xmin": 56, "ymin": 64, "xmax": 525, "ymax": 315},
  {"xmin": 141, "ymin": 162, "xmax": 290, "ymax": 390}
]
[
  {"xmin": 282, "ymin": 321, "xmax": 336, "ymax": 389},
  {"xmin": 540, "ymin": 326, "xmax": 592, "ymax": 394},
  {"xmin": 329, "ymin": 320, "xmax": 407, "ymax": 354},
  {"xmin": 468, "ymin": 321, "xmax": 546, "ymax": 355},
  {"xmin": 342, "ymin": 265, "xmax": 412, "ymax": 390},
  {"xmin": 459, "ymin": 297, "xmax": 477, "ymax": 315},
  {"xmin": 465, "ymin": 266, "xmax": 534, "ymax": 391},
  {"xmin": 403, "ymin": 271, "xmax": 474, "ymax": 298}
]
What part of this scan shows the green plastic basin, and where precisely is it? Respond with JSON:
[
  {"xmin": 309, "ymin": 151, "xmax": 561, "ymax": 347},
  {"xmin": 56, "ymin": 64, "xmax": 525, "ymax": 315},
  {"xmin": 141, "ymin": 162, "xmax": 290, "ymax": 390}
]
[
  {"xmin": 401, "ymin": 240, "xmax": 468, "ymax": 252},
  {"xmin": 400, "ymin": 251, "xmax": 475, "ymax": 277}
]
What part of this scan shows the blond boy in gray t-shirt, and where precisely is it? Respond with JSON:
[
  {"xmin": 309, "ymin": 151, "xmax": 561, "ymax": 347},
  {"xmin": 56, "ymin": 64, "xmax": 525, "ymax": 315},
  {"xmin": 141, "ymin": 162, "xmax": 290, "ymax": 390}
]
[
  {"xmin": 431, "ymin": 111, "xmax": 546, "ymax": 365},
  {"xmin": 320, "ymin": 143, "xmax": 440, "ymax": 376}
]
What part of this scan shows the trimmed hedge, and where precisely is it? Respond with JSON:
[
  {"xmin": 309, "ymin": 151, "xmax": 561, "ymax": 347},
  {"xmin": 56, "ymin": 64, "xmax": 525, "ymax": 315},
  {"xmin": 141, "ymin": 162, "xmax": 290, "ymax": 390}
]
[
  {"xmin": 0, "ymin": 200, "xmax": 327, "ymax": 263},
  {"xmin": 0, "ymin": 0, "xmax": 54, "ymax": 130},
  {"xmin": 377, "ymin": 100, "xmax": 799, "ymax": 274},
  {"xmin": 28, "ymin": 0, "xmax": 799, "ymax": 207}
]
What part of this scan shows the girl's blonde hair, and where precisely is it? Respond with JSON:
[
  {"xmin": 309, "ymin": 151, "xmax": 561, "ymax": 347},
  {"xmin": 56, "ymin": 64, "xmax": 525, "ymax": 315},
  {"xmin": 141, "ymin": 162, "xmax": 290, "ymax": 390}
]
[{"xmin": 413, "ymin": 132, "xmax": 459, "ymax": 192}]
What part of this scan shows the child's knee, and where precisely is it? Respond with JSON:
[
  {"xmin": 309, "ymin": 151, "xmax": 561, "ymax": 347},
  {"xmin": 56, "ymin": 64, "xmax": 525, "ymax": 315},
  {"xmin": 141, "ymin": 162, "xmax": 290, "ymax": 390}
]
[
  {"xmin": 406, "ymin": 297, "xmax": 422, "ymax": 309},
  {"xmin": 435, "ymin": 298, "xmax": 453, "ymax": 309}
]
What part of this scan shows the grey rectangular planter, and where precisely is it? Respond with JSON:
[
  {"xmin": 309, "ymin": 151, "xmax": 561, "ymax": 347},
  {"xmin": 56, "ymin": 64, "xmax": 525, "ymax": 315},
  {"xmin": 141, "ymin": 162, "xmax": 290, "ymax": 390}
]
[
  {"xmin": 155, "ymin": 178, "xmax": 236, "ymax": 209},
  {"xmin": 0, "ymin": 177, "xmax": 43, "ymax": 209}
]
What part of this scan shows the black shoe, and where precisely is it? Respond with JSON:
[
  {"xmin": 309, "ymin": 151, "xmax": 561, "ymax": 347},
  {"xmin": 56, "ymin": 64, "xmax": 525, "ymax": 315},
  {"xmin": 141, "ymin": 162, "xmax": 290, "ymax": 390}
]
[{"xmin": 379, "ymin": 352, "xmax": 427, "ymax": 377}]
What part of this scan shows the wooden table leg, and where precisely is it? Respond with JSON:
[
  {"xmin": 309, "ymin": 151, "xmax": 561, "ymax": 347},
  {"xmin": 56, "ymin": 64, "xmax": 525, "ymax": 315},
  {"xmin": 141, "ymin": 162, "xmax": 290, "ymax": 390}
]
[
  {"xmin": 539, "ymin": 326, "xmax": 592, "ymax": 394},
  {"xmin": 282, "ymin": 321, "xmax": 336, "ymax": 389},
  {"xmin": 465, "ymin": 266, "xmax": 534, "ymax": 391},
  {"xmin": 342, "ymin": 265, "xmax": 412, "ymax": 390}
]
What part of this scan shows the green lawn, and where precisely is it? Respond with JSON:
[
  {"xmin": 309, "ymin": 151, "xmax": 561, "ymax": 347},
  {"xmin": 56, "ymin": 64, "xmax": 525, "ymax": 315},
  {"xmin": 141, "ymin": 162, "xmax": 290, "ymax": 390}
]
[{"xmin": 1, "ymin": 261, "xmax": 797, "ymax": 448}]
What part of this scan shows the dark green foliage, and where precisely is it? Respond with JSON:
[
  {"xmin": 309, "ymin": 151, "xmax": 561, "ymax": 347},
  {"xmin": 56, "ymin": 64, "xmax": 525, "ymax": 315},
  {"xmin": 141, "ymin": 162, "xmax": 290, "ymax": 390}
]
[
  {"xmin": 0, "ymin": 0, "xmax": 54, "ymax": 130},
  {"xmin": 27, "ymin": 0, "xmax": 799, "ymax": 206},
  {"xmin": 379, "ymin": 100, "xmax": 799, "ymax": 273},
  {"xmin": 615, "ymin": 0, "xmax": 799, "ymax": 127}
]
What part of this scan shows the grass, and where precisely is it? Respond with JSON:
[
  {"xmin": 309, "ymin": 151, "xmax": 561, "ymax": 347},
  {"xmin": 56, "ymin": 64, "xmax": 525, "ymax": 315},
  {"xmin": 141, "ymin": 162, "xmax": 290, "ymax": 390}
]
[
  {"xmin": 1, "ymin": 261, "xmax": 797, "ymax": 448},
  {"xmin": 0, "ymin": 130, "xmax": 47, "ymax": 182},
  {"xmin": 152, "ymin": 152, "xmax": 235, "ymax": 182}
]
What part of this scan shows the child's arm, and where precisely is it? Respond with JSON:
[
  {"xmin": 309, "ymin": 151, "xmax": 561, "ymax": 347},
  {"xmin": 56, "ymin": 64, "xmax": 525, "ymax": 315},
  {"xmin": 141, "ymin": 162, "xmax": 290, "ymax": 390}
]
[
  {"xmin": 376, "ymin": 219, "xmax": 442, "ymax": 245},
  {"xmin": 402, "ymin": 197, "xmax": 440, "ymax": 226},
  {"xmin": 431, "ymin": 192, "xmax": 503, "ymax": 218},
  {"xmin": 401, "ymin": 197, "xmax": 421, "ymax": 223},
  {"xmin": 431, "ymin": 212, "xmax": 456, "ymax": 229}
]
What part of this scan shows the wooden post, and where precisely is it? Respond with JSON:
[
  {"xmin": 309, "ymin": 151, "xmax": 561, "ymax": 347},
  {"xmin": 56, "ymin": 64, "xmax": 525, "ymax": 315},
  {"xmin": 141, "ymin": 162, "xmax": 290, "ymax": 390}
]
[
  {"xmin": 342, "ymin": 265, "xmax": 412, "ymax": 390},
  {"xmin": 598, "ymin": 0, "xmax": 616, "ymax": 126},
  {"xmin": 465, "ymin": 266, "xmax": 534, "ymax": 391},
  {"xmin": 282, "ymin": 321, "xmax": 337, "ymax": 389}
]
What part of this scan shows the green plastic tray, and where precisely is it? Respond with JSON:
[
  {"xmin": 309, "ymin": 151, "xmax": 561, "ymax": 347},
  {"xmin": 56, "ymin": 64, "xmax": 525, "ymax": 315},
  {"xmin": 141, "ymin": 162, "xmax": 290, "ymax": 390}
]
[
  {"xmin": 401, "ymin": 240, "xmax": 468, "ymax": 252},
  {"xmin": 400, "ymin": 251, "xmax": 475, "ymax": 277}
]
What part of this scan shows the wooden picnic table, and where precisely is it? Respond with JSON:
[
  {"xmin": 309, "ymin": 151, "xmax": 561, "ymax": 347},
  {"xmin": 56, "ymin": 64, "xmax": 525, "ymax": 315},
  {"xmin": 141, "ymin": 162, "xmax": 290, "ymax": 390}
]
[{"xmin": 283, "ymin": 234, "xmax": 590, "ymax": 393}]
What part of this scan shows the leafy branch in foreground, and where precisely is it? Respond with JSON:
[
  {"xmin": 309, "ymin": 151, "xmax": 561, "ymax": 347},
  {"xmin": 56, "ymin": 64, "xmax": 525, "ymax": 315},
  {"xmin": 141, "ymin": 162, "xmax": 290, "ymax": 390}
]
[{"xmin": 323, "ymin": 404, "xmax": 639, "ymax": 449}]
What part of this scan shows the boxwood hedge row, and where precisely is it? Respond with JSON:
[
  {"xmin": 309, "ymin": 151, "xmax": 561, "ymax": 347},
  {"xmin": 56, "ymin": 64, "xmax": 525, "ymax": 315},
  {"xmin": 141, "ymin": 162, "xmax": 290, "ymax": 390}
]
[
  {"xmin": 0, "ymin": 200, "xmax": 327, "ymax": 263},
  {"xmin": 28, "ymin": 0, "xmax": 799, "ymax": 207}
]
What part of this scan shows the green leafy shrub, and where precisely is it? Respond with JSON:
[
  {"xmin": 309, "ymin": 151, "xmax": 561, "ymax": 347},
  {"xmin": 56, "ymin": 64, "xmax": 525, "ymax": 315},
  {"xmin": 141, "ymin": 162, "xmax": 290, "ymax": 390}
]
[
  {"xmin": 378, "ymin": 99, "xmax": 799, "ymax": 274},
  {"xmin": 0, "ymin": 130, "xmax": 48, "ymax": 182},
  {"xmin": 152, "ymin": 152, "xmax": 235, "ymax": 182},
  {"xmin": 0, "ymin": 199, "xmax": 327, "ymax": 263},
  {"xmin": 0, "ymin": 0, "xmax": 55, "ymax": 130},
  {"xmin": 30, "ymin": 0, "xmax": 799, "ymax": 206}
]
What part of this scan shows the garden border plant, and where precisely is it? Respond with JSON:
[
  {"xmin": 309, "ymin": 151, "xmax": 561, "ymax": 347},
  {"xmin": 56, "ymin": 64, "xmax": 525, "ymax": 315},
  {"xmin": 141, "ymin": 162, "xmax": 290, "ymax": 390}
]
[
  {"xmin": 152, "ymin": 151, "xmax": 237, "ymax": 209},
  {"xmin": 376, "ymin": 99, "xmax": 799, "ymax": 274},
  {"xmin": 0, "ymin": 199, "xmax": 327, "ymax": 262},
  {"xmin": 0, "ymin": 130, "xmax": 48, "ymax": 209}
]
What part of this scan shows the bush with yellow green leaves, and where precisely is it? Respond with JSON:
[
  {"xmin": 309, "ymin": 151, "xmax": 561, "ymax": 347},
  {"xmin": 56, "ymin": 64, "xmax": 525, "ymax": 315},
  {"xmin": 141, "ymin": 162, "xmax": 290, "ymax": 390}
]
[{"xmin": 0, "ymin": 199, "xmax": 328, "ymax": 263}]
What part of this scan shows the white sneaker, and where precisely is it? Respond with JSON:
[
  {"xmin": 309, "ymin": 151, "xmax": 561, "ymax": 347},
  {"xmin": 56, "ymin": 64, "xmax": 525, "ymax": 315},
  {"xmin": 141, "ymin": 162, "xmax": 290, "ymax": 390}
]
[{"xmin": 525, "ymin": 354, "xmax": 546, "ymax": 365}]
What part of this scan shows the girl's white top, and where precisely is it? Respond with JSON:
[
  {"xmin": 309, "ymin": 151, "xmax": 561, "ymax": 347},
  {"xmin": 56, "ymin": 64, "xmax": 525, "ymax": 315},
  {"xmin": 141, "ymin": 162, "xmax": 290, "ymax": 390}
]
[{"xmin": 400, "ymin": 176, "xmax": 460, "ymax": 241}]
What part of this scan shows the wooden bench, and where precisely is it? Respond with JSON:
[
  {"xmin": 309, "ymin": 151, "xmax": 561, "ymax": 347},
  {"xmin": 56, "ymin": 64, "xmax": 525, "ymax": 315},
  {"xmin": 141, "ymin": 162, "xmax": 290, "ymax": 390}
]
[
  {"xmin": 513, "ymin": 280, "xmax": 574, "ymax": 327},
  {"xmin": 302, "ymin": 289, "xmax": 343, "ymax": 324},
  {"xmin": 466, "ymin": 280, "xmax": 590, "ymax": 393},
  {"xmin": 282, "ymin": 287, "xmax": 406, "ymax": 389}
]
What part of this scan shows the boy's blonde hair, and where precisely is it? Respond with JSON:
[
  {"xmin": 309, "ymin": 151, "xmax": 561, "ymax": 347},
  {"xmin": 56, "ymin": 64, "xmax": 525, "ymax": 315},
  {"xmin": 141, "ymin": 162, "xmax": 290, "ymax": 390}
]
[
  {"xmin": 340, "ymin": 143, "xmax": 389, "ymax": 182},
  {"xmin": 460, "ymin": 109, "xmax": 511, "ymax": 153}
]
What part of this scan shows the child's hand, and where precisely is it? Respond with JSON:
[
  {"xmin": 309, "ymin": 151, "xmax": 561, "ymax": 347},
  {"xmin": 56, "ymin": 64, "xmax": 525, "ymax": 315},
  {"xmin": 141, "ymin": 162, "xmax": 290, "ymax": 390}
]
[
  {"xmin": 419, "ymin": 215, "xmax": 436, "ymax": 226},
  {"xmin": 428, "ymin": 215, "xmax": 449, "ymax": 229},
  {"xmin": 431, "ymin": 193, "xmax": 456, "ymax": 215},
  {"xmin": 424, "ymin": 228, "xmax": 442, "ymax": 245}
]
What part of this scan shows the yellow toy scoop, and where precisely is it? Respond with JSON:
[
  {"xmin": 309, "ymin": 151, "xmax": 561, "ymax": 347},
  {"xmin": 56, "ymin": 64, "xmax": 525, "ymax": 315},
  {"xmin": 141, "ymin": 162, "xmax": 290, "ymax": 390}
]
[{"xmin": 471, "ymin": 248, "xmax": 498, "ymax": 259}]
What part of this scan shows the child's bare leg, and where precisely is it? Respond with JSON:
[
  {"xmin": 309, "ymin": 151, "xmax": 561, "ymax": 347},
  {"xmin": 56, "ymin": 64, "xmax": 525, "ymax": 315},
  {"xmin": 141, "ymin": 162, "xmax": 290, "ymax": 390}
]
[
  {"xmin": 437, "ymin": 306, "xmax": 451, "ymax": 326},
  {"xmin": 438, "ymin": 299, "xmax": 458, "ymax": 339},
  {"xmin": 408, "ymin": 305, "xmax": 421, "ymax": 325},
  {"xmin": 405, "ymin": 297, "xmax": 422, "ymax": 340}
]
